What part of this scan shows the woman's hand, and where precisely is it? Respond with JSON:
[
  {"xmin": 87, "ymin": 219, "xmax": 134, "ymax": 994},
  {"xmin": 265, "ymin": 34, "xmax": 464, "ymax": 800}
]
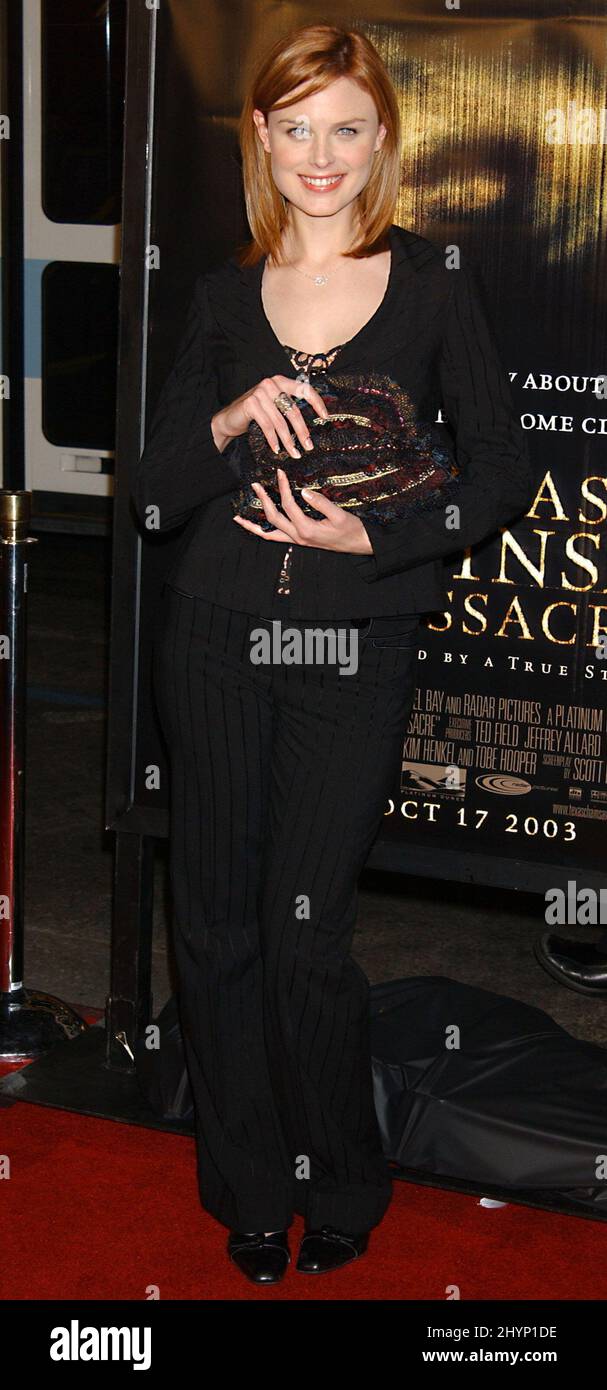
[
  {"xmin": 233, "ymin": 468, "xmax": 374, "ymax": 555},
  {"xmin": 211, "ymin": 375, "xmax": 330, "ymax": 458}
]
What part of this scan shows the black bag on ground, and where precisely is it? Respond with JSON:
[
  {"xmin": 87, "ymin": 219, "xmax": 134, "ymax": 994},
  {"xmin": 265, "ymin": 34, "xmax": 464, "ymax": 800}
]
[{"xmin": 369, "ymin": 976, "xmax": 607, "ymax": 1213}]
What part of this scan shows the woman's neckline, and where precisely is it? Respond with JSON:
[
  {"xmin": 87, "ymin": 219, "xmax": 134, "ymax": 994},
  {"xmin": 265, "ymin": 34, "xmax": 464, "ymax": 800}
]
[
  {"xmin": 281, "ymin": 342, "xmax": 345, "ymax": 372},
  {"xmin": 258, "ymin": 224, "xmax": 397, "ymax": 365}
]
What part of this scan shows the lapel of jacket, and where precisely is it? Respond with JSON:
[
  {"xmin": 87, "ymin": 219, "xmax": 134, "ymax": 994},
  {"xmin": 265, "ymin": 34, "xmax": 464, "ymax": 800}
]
[{"xmin": 205, "ymin": 223, "xmax": 438, "ymax": 377}]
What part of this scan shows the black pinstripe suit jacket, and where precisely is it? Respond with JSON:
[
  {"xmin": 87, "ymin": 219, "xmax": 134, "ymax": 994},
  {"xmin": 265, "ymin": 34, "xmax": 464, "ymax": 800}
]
[{"xmin": 132, "ymin": 223, "xmax": 534, "ymax": 618}]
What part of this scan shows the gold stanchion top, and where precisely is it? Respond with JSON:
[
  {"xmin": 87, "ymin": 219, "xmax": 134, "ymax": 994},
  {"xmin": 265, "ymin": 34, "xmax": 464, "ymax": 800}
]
[{"xmin": 0, "ymin": 491, "xmax": 32, "ymax": 543}]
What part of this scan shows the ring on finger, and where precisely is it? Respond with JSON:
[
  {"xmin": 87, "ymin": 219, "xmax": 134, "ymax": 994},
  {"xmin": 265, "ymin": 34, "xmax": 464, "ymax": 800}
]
[{"xmin": 274, "ymin": 391, "xmax": 295, "ymax": 414}]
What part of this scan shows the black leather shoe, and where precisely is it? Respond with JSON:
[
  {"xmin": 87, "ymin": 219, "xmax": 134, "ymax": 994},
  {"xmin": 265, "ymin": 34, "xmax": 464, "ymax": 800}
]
[
  {"xmin": 296, "ymin": 1224, "xmax": 369, "ymax": 1274},
  {"xmin": 227, "ymin": 1230, "xmax": 290, "ymax": 1284},
  {"xmin": 534, "ymin": 932, "xmax": 607, "ymax": 996}
]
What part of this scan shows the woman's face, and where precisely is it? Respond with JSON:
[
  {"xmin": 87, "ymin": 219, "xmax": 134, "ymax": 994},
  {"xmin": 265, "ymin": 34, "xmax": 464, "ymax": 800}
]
[{"xmin": 253, "ymin": 75, "xmax": 386, "ymax": 216}]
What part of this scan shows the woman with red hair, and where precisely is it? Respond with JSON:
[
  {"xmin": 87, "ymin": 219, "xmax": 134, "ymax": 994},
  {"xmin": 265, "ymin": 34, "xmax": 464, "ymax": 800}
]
[{"xmin": 135, "ymin": 23, "xmax": 531, "ymax": 1285}]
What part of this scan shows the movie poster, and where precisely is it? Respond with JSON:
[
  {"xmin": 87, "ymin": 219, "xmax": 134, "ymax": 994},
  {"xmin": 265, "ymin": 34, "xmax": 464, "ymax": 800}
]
[{"xmin": 370, "ymin": 10, "xmax": 607, "ymax": 883}]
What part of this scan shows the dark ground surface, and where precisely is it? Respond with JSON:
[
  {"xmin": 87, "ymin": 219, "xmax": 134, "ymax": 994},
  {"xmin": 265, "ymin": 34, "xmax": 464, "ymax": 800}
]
[{"xmin": 23, "ymin": 531, "xmax": 607, "ymax": 1048}]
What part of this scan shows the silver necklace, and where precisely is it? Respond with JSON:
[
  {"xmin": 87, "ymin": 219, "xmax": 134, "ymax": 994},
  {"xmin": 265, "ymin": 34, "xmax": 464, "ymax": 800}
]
[{"xmin": 285, "ymin": 256, "xmax": 344, "ymax": 288}]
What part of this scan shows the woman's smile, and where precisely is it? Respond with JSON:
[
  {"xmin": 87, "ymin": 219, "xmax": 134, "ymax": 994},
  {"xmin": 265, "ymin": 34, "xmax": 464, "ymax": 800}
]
[{"xmin": 298, "ymin": 172, "xmax": 346, "ymax": 192}]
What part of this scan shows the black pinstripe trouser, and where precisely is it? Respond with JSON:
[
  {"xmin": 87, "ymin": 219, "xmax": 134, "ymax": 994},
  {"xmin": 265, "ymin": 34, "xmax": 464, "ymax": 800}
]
[{"xmin": 152, "ymin": 582, "xmax": 420, "ymax": 1234}]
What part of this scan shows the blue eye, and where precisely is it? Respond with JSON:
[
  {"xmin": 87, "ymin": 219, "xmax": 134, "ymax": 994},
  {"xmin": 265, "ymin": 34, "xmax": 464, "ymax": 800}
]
[{"xmin": 285, "ymin": 125, "xmax": 360, "ymax": 138}]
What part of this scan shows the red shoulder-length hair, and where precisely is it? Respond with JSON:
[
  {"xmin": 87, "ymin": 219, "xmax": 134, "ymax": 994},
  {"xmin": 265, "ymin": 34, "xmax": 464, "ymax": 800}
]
[{"xmin": 235, "ymin": 23, "xmax": 401, "ymax": 266}]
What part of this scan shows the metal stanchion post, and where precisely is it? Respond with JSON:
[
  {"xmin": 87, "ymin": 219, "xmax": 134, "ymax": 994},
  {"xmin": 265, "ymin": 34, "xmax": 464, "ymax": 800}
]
[{"xmin": 0, "ymin": 491, "xmax": 86, "ymax": 1058}]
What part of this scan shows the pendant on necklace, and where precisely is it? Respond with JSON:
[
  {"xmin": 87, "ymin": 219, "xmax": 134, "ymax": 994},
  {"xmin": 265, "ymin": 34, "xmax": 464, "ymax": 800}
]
[{"xmin": 314, "ymin": 274, "xmax": 329, "ymax": 286}]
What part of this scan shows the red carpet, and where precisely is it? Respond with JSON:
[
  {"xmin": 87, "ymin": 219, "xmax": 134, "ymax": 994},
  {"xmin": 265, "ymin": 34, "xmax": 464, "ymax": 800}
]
[{"xmin": 0, "ymin": 1092, "xmax": 605, "ymax": 1300}]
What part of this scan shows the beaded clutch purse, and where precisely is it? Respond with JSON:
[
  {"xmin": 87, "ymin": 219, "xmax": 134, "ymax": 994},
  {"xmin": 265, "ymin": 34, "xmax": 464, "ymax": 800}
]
[{"xmin": 230, "ymin": 371, "xmax": 461, "ymax": 531}]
